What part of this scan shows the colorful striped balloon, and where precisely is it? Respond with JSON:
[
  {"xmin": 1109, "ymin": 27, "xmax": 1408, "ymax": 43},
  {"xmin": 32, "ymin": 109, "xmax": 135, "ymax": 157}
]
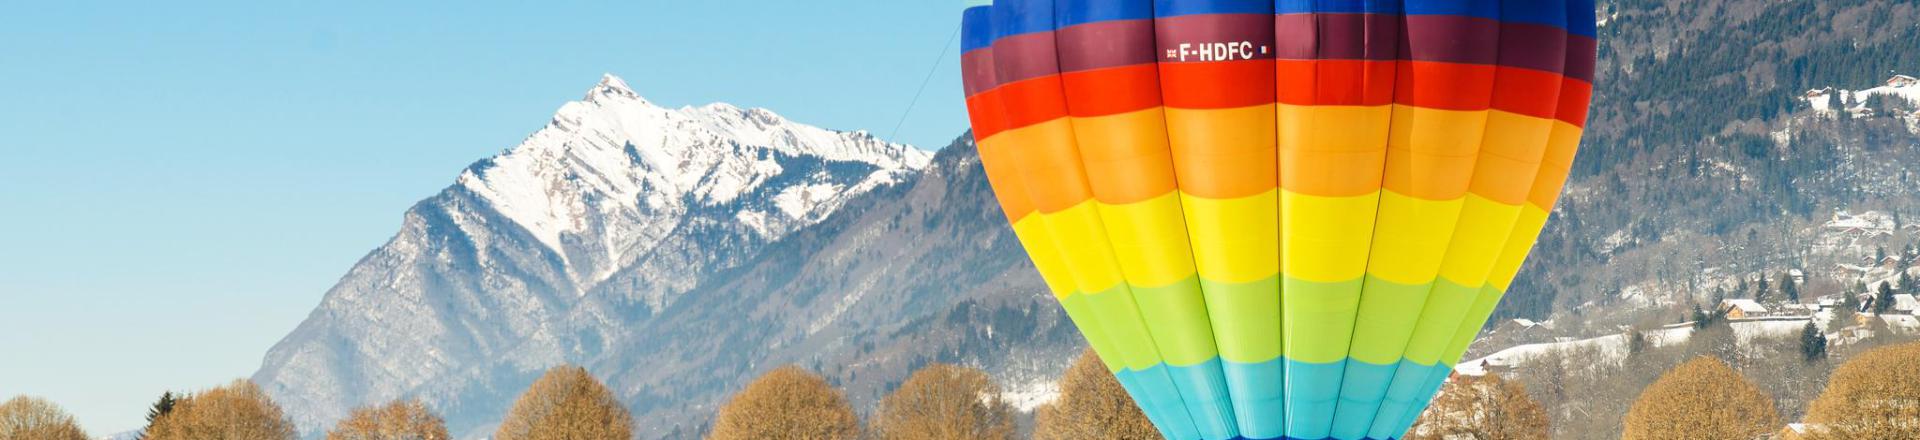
[{"xmin": 960, "ymin": 1, "xmax": 1594, "ymax": 439}]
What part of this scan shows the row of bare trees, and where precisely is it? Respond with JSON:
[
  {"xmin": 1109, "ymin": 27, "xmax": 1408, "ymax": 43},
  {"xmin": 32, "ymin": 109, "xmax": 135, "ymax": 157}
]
[
  {"xmin": 1621, "ymin": 341, "xmax": 1920, "ymax": 439},
  {"xmin": 709, "ymin": 349, "xmax": 1163, "ymax": 440}
]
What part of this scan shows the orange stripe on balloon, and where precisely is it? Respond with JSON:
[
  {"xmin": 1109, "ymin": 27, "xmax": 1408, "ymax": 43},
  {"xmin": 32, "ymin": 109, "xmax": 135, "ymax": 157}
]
[
  {"xmin": 1072, "ymin": 108, "xmax": 1181, "ymax": 205},
  {"xmin": 977, "ymin": 141, "xmax": 1037, "ymax": 223},
  {"xmin": 1001, "ymin": 119, "xmax": 1099, "ymax": 214}
]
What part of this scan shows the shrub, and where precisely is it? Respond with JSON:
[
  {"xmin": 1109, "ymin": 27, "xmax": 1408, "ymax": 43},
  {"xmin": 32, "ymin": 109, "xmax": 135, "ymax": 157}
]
[
  {"xmin": 868, "ymin": 363, "xmax": 1015, "ymax": 440},
  {"xmin": 327, "ymin": 399, "xmax": 449, "ymax": 440},
  {"xmin": 0, "ymin": 396, "xmax": 89, "ymax": 440},
  {"xmin": 1804, "ymin": 341, "xmax": 1920, "ymax": 438},
  {"xmin": 1621, "ymin": 357, "xmax": 1778, "ymax": 440},
  {"xmin": 496, "ymin": 365, "xmax": 633, "ymax": 440},
  {"xmin": 708, "ymin": 365, "xmax": 859, "ymax": 440},
  {"xmin": 1033, "ymin": 349, "xmax": 1159, "ymax": 440},
  {"xmin": 145, "ymin": 380, "xmax": 298, "ymax": 440}
]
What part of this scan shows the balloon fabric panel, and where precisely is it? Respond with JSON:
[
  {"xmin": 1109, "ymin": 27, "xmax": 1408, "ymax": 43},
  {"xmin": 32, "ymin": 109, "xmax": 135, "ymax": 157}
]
[{"xmin": 960, "ymin": 0, "xmax": 1595, "ymax": 439}]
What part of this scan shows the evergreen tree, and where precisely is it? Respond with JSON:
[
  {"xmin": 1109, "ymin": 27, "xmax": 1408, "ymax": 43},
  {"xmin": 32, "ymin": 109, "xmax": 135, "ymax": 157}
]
[
  {"xmin": 1799, "ymin": 321, "xmax": 1828, "ymax": 362},
  {"xmin": 1877, "ymin": 246, "xmax": 1889, "ymax": 265},
  {"xmin": 138, "ymin": 392, "xmax": 178, "ymax": 440},
  {"xmin": 1754, "ymin": 274, "xmax": 1770, "ymax": 302},
  {"xmin": 1779, "ymin": 273, "xmax": 1799, "ymax": 303},
  {"xmin": 1901, "ymin": 270, "xmax": 1915, "ymax": 296},
  {"xmin": 1874, "ymin": 282, "xmax": 1897, "ymax": 314}
]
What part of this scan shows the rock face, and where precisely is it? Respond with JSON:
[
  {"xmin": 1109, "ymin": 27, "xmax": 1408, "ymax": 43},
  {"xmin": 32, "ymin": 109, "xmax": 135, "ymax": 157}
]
[{"xmin": 252, "ymin": 74, "xmax": 937, "ymax": 438}]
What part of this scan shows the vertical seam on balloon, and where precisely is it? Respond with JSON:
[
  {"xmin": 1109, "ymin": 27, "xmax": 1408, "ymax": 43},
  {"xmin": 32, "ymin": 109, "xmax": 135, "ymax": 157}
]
[
  {"xmin": 1039, "ymin": 2, "xmax": 1209, "ymax": 437},
  {"xmin": 1322, "ymin": 2, "xmax": 1408, "ymax": 438}
]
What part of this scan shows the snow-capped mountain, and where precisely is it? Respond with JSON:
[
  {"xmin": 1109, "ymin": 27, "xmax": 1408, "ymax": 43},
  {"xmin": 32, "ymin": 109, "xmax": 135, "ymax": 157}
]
[{"xmin": 253, "ymin": 73, "xmax": 929, "ymax": 438}]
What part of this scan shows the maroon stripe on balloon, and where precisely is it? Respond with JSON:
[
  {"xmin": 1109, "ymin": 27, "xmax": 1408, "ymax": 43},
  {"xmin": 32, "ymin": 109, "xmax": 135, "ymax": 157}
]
[
  {"xmin": 1564, "ymin": 35, "xmax": 1597, "ymax": 83},
  {"xmin": 1273, "ymin": 13, "xmax": 1400, "ymax": 61},
  {"xmin": 1154, "ymin": 13, "xmax": 1277, "ymax": 64},
  {"xmin": 1057, "ymin": 19, "xmax": 1160, "ymax": 74},
  {"xmin": 1401, "ymin": 15, "xmax": 1499, "ymax": 66},
  {"xmin": 991, "ymin": 31, "xmax": 1062, "ymax": 87},
  {"xmin": 1496, "ymin": 22, "xmax": 1571, "ymax": 75},
  {"xmin": 962, "ymin": 48, "xmax": 999, "ymax": 97}
]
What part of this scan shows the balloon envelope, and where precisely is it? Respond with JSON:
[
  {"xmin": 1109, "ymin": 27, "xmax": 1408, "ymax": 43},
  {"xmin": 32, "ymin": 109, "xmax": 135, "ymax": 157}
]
[{"xmin": 960, "ymin": 1, "xmax": 1595, "ymax": 439}]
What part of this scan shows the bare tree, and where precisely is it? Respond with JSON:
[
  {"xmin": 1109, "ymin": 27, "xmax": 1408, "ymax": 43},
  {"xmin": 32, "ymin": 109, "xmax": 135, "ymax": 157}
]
[
  {"xmin": 1408, "ymin": 373, "xmax": 1550, "ymax": 440},
  {"xmin": 1033, "ymin": 349, "xmax": 1160, "ymax": 440},
  {"xmin": 1621, "ymin": 357, "xmax": 1778, "ymax": 440},
  {"xmin": 327, "ymin": 399, "xmax": 449, "ymax": 440},
  {"xmin": 868, "ymin": 363, "xmax": 1015, "ymax": 440},
  {"xmin": 0, "ymin": 396, "xmax": 89, "ymax": 440},
  {"xmin": 708, "ymin": 365, "xmax": 859, "ymax": 440},
  {"xmin": 1805, "ymin": 341, "xmax": 1920, "ymax": 438},
  {"xmin": 496, "ymin": 365, "xmax": 633, "ymax": 440},
  {"xmin": 145, "ymin": 380, "xmax": 298, "ymax": 440}
]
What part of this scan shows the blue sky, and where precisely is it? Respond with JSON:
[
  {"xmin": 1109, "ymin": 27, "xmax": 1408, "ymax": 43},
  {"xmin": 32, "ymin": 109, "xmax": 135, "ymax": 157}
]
[{"xmin": 0, "ymin": 1, "xmax": 966, "ymax": 434}]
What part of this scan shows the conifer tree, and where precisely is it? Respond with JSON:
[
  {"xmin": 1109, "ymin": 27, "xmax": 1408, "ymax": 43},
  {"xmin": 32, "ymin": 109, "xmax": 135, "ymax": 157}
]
[
  {"xmin": 1874, "ymin": 281, "xmax": 1897, "ymax": 314},
  {"xmin": 138, "ymin": 391, "xmax": 178, "ymax": 440},
  {"xmin": 1799, "ymin": 321, "xmax": 1828, "ymax": 362},
  {"xmin": 1755, "ymin": 274, "xmax": 1770, "ymax": 302},
  {"xmin": 1779, "ymin": 273, "xmax": 1799, "ymax": 303}
]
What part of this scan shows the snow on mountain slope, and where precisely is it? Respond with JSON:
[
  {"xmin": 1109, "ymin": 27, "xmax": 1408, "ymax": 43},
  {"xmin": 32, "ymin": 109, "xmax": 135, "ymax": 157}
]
[
  {"xmin": 459, "ymin": 74, "xmax": 927, "ymax": 289},
  {"xmin": 254, "ymin": 74, "xmax": 929, "ymax": 438}
]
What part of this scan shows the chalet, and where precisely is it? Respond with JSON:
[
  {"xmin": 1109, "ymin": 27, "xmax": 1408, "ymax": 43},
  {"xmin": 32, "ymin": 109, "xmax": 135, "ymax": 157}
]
[
  {"xmin": 1889, "ymin": 74, "xmax": 1919, "ymax": 88},
  {"xmin": 1720, "ymin": 299, "xmax": 1769, "ymax": 319},
  {"xmin": 1892, "ymin": 294, "xmax": 1920, "ymax": 314}
]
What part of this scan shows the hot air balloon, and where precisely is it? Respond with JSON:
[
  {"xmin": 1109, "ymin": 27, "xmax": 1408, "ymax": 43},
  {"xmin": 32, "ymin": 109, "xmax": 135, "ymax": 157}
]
[{"xmin": 960, "ymin": 0, "xmax": 1594, "ymax": 439}]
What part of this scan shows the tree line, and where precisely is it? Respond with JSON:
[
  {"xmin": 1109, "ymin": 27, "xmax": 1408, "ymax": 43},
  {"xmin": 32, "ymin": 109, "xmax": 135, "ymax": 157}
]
[{"xmin": 6, "ymin": 342, "xmax": 1916, "ymax": 439}]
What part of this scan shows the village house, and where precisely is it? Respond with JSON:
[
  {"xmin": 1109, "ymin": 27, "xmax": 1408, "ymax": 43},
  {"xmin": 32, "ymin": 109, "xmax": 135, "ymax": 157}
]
[
  {"xmin": 1720, "ymin": 299, "xmax": 1769, "ymax": 319},
  {"xmin": 1888, "ymin": 74, "xmax": 1919, "ymax": 88}
]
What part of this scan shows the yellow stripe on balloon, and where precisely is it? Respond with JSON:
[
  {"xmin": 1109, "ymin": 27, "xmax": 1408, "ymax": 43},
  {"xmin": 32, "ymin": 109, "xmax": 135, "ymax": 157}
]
[
  {"xmin": 1362, "ymin": 192, "xmax": 1465, "ymax": 285},
  {"xmin": 1097, "ymin": 193, "xmax": 1203, "ymax": 288},
  {"xmin": 1434, "ymin": 195, "xmax": 1525, "ymax": 287},
  {"xmin": 1280, "ymin": 191, "xmax": 1378, "ymax": 283},
  {"xmin": 1180, "ymin": 190, "xmax": 1282, "ymax": 284}
]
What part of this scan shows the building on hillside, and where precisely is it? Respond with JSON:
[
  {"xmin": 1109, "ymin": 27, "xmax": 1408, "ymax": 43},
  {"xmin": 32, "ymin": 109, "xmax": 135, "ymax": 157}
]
[
  {"xmin": 1892, "ymin": 294, "xmax": 1920, "ymax": 314},
  {"xmin": 1721, "ymin": 299, "xmax": 1769, "ymax": 319},
  {"xmin": 1889, "ymin": 74, "xmax": 1919, "ymax": 88},
  {"xmin": 1774, "ymin": 303, "xmax": 1819, "ymax": 316}
]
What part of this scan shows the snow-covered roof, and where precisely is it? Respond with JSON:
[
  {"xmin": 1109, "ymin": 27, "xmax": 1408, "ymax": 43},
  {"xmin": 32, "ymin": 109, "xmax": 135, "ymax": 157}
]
[
  {"xmin": 1893, "ymin": 294, "xmax": 1920, "ymax": 312},
  {"xmin": 1722, "ymin": 299, "xmax": 1769, "ymax": 314}
]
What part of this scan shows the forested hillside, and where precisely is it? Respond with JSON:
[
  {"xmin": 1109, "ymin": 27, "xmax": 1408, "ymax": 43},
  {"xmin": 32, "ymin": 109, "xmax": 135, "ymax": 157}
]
[{"xmin": 1505, "ymin": 0, "xmax": 1920, "ymax": 330}]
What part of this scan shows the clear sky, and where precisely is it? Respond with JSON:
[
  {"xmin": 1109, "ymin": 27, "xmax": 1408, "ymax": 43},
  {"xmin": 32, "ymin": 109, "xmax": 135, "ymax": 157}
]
[{"xmin": 0, "ymin": 1, "xmax": 967, "ymax": 435}]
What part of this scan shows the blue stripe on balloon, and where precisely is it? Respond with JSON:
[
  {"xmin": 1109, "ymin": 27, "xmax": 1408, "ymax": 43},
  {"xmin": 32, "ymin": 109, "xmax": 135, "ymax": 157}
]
[
  {"xmin": 1272, "ymin": 0, "xmax": 1405, "ymax": 15},
  {"xmin": 989, "ymin": 0, "xmax": 1055, "ymax": 41},
  {"xmin": 1056, "ymin": 0, "xmax": 1155, "ymax": 28},
  {"xmin": 1568, "ymin": 0, "xmax": 1598, "ymax": 37},
  {"xmin": 961, "ymin": 6, "xmax": 996, "ymax": 52},
  {"xmin": 1154, "ymin": 0, "xmax": 1274, "ymax": 18}
]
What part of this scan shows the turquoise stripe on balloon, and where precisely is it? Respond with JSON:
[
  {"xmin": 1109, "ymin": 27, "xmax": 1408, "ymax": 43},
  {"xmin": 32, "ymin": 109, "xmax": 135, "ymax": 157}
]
[
  {"xmin": 1282, "ymin": 359, "xmax": 1343, "ymax": 438},
  {"xmin": 1126, "ymin": 366, "xmax": 1208, "ymax": 440},
  {"xmin": 1110, "ymin": 356, "xmax": 1463, "ymax": 440},
  {"xmin": 1117, "ymin": 360, "xmax": 1242, "ymax": 440},
  {"xmin": 1113, "ymin": 372, "xmax": 1182, "ymax": 439},
  {"xmin": 1223, "ymin": 358, "xmax": 1287, "ymax": 439},
  {"xmin": 1366, "ymin": 363, "xmax": 1450, "ymax": 440},
  {"xmin": 1330, "ymin": 360, "xmax": 1449, "ymax": 440}
]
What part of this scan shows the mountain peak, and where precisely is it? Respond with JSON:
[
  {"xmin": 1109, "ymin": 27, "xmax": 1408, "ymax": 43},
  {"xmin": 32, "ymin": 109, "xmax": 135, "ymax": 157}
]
[{"xmin": 587, "ymin": 73, "xmax": 639, "ymax": 101}]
